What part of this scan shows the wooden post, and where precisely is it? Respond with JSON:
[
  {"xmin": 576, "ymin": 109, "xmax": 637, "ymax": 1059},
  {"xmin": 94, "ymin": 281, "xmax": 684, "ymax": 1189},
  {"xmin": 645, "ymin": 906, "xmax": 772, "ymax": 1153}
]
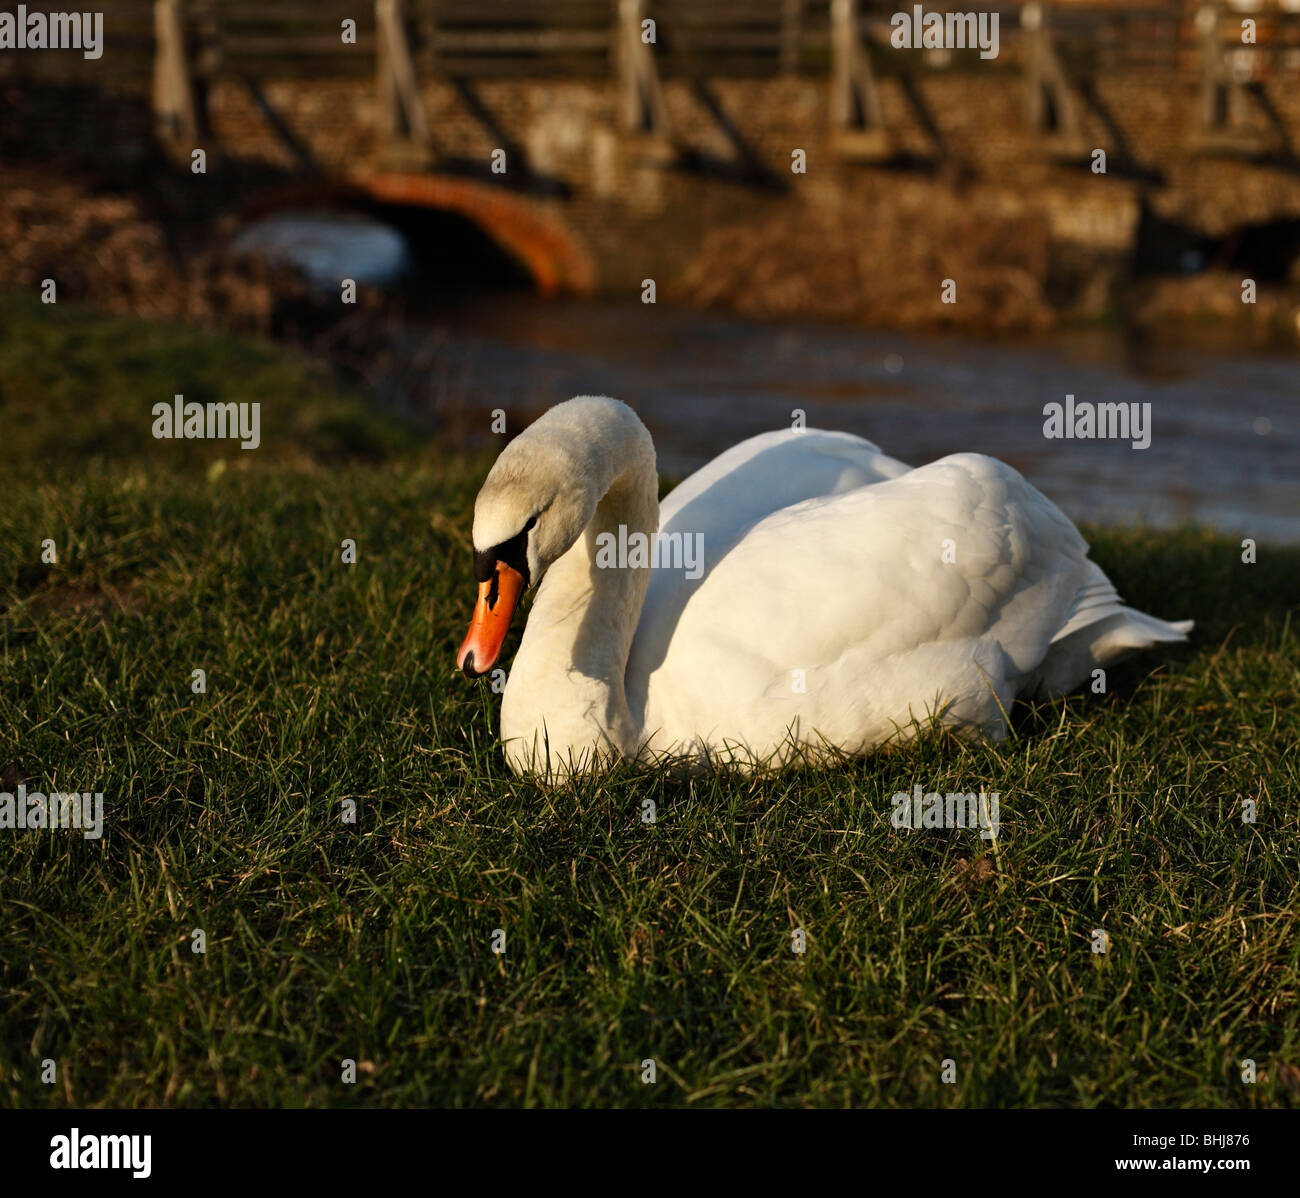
[
  {"xmin": 780, "ymin": 0, "xmax": 804, "ymax": 76},
  {"xmin": 153, "ymin": 0, "xmax": 199, "ymax": 146},
  {"xmin": 376, "ymin": 0, "xmax": 429, "ymax": 146},
  {"xmin": 1022, "ymin": 3, "xmax": 1080, "ymax": 138},
  {"xmin": 616, "ymin": 0, "xmax": 670, "ymax": 137},
  {"xmin": 419, "ymin": 0, "xmax": 437, "ymax": 80},
  {"xmin": 1197, "ymin": 4, "xmax": 1228, "ymax": 129},
  {"xmin": 191, "ymin": 0, "xmax": 221, "ymax": 136},
  {"xmin": 829, "ymin": 0, "xmax": 883, "ymax": 131}
]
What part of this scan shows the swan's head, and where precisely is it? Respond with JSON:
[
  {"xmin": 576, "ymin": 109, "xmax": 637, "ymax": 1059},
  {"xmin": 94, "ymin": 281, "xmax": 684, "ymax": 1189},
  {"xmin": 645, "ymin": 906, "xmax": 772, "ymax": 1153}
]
[{"xmin": 456, "ymin": 401, "xmax": 621, "ymax": 678}]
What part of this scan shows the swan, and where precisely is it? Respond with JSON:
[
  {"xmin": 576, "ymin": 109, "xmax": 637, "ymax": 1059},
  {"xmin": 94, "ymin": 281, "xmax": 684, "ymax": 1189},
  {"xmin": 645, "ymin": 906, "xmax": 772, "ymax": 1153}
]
[{"xmin": 456, "ymin": 395, "xmax": 1191, "ymax": 778}]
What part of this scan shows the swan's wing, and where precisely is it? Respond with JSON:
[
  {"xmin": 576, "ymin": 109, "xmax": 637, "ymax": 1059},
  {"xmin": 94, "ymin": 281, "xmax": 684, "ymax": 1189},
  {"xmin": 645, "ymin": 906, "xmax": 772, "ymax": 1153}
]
[
  {"xmin": 632, "ymin": 452, "xmax": 1093, "ymax": 754},
  {"xmin": 746, "ymin": 452, "xmax": 1091, "ymax": 674},
  {"xmin": 659, "ymin": 449, "xmax": 1089, "ymax": 674},
  {"xmin": 657, "ymin": 428, "xmax": 911, "ymax": 548}
]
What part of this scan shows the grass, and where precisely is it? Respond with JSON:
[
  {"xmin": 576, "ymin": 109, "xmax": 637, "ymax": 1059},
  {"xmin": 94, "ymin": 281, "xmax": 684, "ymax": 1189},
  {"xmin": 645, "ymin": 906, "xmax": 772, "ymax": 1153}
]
[{"xmin": 1, "ymin": 294, "xmax": 1298, "ymax": 1108}]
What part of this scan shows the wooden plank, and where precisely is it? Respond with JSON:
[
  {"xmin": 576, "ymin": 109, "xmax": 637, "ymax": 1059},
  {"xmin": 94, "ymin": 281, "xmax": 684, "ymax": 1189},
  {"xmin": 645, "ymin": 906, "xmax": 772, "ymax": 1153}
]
[
  {"xmin": 436, "ymin": 30, "xmax": 611, "ymax": 51},
  {"xmin": 222, "ymin": 35, "xmax": 373, "ymax": 55},
  {"xmin": 221, "ymin": 3, "xmax": 363, "ymax": 19},
  {"xmin": 431, "ymin": 0, "xmax": 609, "ymax": 16},
  {"xmin": 425, "ymin": 56, "xmax": 612, "ymax": 78},
  {"xmin": 656, "ymin": 1, "xmax": 788, "ymax": 20},
  {"xmin": 664, "ymin": 32, "xmax": 789, "ymax": 50},
  {"xmin": 428, "ymin": 1, "xmax": 605, "ymax": 25},
  {"xmin": 222, "ymin": 34, "xmax": 377, "ymax": 54}
]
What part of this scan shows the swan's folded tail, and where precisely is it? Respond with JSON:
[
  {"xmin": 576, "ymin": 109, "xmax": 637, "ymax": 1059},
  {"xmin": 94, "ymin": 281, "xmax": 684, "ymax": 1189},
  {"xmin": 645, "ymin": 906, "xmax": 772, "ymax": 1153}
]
[{"xmin": 1025, "ymin": 562, "xmax": 1192, "ymax": 698}]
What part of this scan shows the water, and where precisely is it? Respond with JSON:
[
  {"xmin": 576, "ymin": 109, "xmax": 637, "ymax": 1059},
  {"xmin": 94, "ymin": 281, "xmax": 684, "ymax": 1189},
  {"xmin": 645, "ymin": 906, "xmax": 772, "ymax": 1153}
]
[
  {"xmin": 231, "ymin": 209, "xmax": 1296, "ymax": 543},
  {"xmin": 405, "ymin": 296, "xmax": 1300, "ymax": 545}
]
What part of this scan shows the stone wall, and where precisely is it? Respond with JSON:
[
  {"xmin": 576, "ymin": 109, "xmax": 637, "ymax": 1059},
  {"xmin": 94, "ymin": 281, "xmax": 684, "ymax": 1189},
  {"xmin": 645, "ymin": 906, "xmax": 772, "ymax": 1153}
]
[{"xmin": 6, "ymin": 59, "xmax": 1300, "ymax": 330}]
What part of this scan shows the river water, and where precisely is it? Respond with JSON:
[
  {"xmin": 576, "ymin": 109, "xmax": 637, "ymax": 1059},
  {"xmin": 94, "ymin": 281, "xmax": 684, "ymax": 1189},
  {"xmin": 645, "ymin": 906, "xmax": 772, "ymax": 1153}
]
[
  {"xmin": 410, "ymin": 295, "xmax": 1300, "ymax": 545},
  {"xmin": 231, "ymin": 210, "xmax": 1297, "ymax": 542}
]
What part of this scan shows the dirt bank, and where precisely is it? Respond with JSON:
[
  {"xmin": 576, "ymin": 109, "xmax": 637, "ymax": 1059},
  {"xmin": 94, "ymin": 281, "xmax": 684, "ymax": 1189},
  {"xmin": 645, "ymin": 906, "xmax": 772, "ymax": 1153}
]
[{"xmin": 3, "ymin": 157, "xmax": 1298, "ymax": 355}]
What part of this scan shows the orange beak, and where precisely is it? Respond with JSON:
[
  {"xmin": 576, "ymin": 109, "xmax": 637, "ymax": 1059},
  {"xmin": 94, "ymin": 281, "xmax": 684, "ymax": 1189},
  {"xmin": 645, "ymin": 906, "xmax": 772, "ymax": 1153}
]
[{"xmin": 457, "ymin": 562, "xmax": 526, "ymax": 678}]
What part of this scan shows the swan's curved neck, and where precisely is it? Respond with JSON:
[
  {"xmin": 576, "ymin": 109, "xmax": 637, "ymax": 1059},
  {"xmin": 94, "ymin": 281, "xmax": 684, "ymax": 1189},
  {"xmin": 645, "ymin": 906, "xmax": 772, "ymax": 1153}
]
[{"xmin": 500, "ymin": 429, "xmax": 658, "ymax": 775}]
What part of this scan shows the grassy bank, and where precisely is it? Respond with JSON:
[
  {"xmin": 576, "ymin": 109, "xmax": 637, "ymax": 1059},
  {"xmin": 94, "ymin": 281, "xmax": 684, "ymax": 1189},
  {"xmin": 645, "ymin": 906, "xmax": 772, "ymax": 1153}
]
[{"xmin": 1, "ymin": 296, "xmax": 1298, "ymax": 1108}]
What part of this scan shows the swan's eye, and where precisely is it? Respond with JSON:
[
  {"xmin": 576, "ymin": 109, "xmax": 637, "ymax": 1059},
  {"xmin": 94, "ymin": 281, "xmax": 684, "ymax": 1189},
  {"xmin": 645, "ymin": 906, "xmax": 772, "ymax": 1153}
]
[{"xmin": 472, "ymin": 515, "xmax": 537, "ymax": 586}]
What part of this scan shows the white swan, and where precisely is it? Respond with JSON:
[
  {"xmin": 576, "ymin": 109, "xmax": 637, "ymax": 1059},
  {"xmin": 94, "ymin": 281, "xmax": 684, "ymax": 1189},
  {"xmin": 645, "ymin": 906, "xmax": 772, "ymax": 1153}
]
[{"xmin": 456, "ymin": 396, "xmax": 1191, "ymax": 778}]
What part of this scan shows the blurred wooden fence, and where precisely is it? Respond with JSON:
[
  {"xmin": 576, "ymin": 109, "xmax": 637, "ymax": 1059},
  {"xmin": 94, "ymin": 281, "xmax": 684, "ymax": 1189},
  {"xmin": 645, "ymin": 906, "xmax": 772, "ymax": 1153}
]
[
  {"xmin": 3, "ymin": 1, "xmax": 1298, "ymax": 151},
  {"xmin": 6, "ymin": 1, "xmax": 1300, "ymax": 78}
]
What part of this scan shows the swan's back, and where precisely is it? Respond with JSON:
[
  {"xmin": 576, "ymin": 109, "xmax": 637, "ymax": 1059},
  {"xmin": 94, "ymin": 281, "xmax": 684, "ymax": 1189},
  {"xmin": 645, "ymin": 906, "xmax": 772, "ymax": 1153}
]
[
  {"xmin": 656, "ymin": 428, "xmax": 909, "ymax": 541},
  {"xmin": 627, "ymin": 427, "xmax": 1190, "ymax": 765}
]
